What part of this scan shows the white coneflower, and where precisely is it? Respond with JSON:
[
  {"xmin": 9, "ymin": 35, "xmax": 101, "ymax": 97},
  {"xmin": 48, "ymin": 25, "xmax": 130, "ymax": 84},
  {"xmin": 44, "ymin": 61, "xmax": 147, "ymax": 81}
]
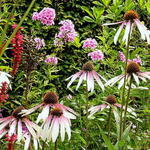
[
  {"xmin": 66, "ymin": 61, "xmax": 107, "ymax": 92},
  {"xmin": 103, "ymin": 10, "xmax": 150, "ymax": 45}
]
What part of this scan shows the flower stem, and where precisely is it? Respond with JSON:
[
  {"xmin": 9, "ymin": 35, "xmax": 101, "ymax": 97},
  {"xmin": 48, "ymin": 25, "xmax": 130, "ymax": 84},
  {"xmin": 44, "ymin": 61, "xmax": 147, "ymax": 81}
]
[
  {"xmin": 123, "ymin": 77, "xmax": 132, "ymax": 130},
  {"xmin": 107, "ymin": 107, "xmax": 112, "ymax": 137},
  {"xmin": 0, "ymin": 0, "xmax": 37, "ymax": 57},
  {"xmin": 42, "ymin": 141, "xmax": 46, "ymax": 150},
  {"xmin": 119, "ymin": 24, "xmax": 132, "ymax": 141},
  {"xmin": 54, "ymin": 140, "xmax": 58, "ymax": 150}
]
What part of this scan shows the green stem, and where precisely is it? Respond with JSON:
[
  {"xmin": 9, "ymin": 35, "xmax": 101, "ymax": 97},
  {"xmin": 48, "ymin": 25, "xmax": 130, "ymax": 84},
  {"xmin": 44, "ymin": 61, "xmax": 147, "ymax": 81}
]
[
  {"xmin": 107, "ymin": 107, "xmax": 112, "ymax": 137},
  {"xmin": 0, "ymin": 0, "xmax": 37, "ymax": 57},
  {"xmin": 119, "ymin": 24, "xmax": 132, "ymax": 141},
  {"xmin": 85, "ymin": 82, "xmax": 89, "ymax": 149},
  {"xmin": 123, "ymin": 77, "xmax": 132, "ymax": 130},
  {"xmin": 42, "ymin": 141, "xmax": 46, "ymax": 150},
  {"xmin": 0, "ymin": 6, "xmax": 16, "ymax": 46},
  {"xmin": 54, "ymin": 140, "xmax": 57, "ymax": 150}
]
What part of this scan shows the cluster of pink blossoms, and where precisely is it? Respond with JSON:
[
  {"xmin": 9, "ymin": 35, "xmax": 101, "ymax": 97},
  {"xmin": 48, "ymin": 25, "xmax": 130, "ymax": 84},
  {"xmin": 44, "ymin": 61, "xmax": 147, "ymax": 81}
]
[
  {"xmin": 34, "ymin": 37, "xmax": 45, "ymax": 50},
  {"xmin": 88, "ymin": 50, "xmax": 104, "ymax": 61},
  {"xmin": 54, "ymin": 20, "xmax": 77, "ymax": 45},
  {"xmin": 45, "ymin": 56, "xmax": 58, "ymax": 65},
  {"xmin": 32, "ymin": 7, "xmax": 56, "ymax": 26},
  {"xmin": 119, "ymin": 51, "xmax": 142, "ymax": 65},
  {"xmin": 83, "ymin": 38, "xmax": 98, "ymax": 49}
]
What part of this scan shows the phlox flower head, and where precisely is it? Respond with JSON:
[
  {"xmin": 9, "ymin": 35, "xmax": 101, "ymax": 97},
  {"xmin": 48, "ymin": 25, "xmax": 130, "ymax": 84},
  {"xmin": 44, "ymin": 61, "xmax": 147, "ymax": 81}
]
[
  {"xmin": 55, "ymin": 20, "xmax": 78, "ymax": 44},
  {"xmin": 34, "ymin": 37, "xmax": 45, "ymax": 50},
  {"xmin": 83, "ymin": 38, "xmax": 98, "ymax": 49},
  {"xmin": 88, "ymin": 50, "xmax": 104, "ymax": 61},
  {"xmin": 103, "ymin": 10, "xmax": 150, "ymax": 45},
  {"xmin": 105, "ymin": 61, "xmax": 150, "ymax": 89},
  {"xmin": 32, "ymin": 7, "xmax": 56, "ymax": 26},
  {"xmin": 119, "ymin": 51, "xmax": 142, "ymax": 65},
  {"xmin": 0, "ymin": 106, "xmax": 40, "ymax": 150},
  {"xmin": 66, "ymin": 61, "xmax": 107, "ymax": 92},
  {"xmin": 88, "ymin": 95, "xmax": 121, "ymax": 117},
  {"xmin": 45, "ymin": 56, "xmax": 58, "ymax": 65}
]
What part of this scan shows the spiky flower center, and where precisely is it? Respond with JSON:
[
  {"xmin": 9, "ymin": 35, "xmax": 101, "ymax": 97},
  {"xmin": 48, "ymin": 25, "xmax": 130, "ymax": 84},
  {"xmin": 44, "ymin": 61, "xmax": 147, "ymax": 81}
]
[
  {"xmin": 51, "ymin": 108, "xmax": 63, "ymax": 117},
  {"xmin": 82, "ymin": 61, "xmax": 94, "ymax": 71},
  {"xmin": 106, "ymin": 95, "xmax": 116, "ymax": 104},
  {"xmin": 124, "ymin": 10, "xmax": 139, "ymax": 21},
  {"xmin": 12, "ymin": 106, "xmax": 25, "ymax": 119},
  {"xmin": 43, "ymin": 91, "xmax": 58, "ymax": 104},
  {"xmin": 127, "ymin": 61, "xmax": 140, "ymax": 74}
]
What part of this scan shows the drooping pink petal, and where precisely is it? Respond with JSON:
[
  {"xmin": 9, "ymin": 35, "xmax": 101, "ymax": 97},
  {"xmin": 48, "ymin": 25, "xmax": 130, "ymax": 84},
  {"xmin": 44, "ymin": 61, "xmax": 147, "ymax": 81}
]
[
  {"xmin": 17, "ymin": 119, "xmax": 22, "ymax": 142},
  {"xmin": 0, "ymin": 116, "xmax": 13, "ymax": 123},
  {"xmin": 24, "ymin": 133, "xmax": 31, "ymax": 150},
  {"xmin": 0, "ymin": 119, "xmax": 12, "ymax": 131},
  {"xmin": 102, "ymin": 21, "xmax": 123, "ymax": 26},
  {"xmin": 66, "ymin": 71, "xmax": 83, "ymax": 88},
  {"xmin": 36, "ymin": 105, "xmax": 50, "ymax": 123},
  {"xmin": 92, "ymin": 71, "xmax": 104, "ymax": 91},
  {"xmin": 133, "ymin": 73, "xmax": 140, "ymax": 85},
  {"xmin": 63, "ymin": 111, "xmax": 76, "ymax": 119},
  {"xmin": 76, "ymin": 71, "xmax": 85, "ymax": 90},
  {"xmin": 114, "ymin": 103, "xmax": 121, "ymax": 108},
  {"xmin": 60, "ymin": 117, "xmax": 65, "ymax": 141},
  {"xmin": 114, "ymin": 23, "xmax": 125, "ymax": 44},
  {"xmin": 8, "ymin": 119, "xmax": 17, "ymax": 136},
  {"xmin": 62, "ymin": 117, "xmax": 71, "ymax": 140},
  {"xmin": 51, "ymin": 117, "xmax": 59, "ymax": 142},
  {"xmin": 87, "ymin": 71, "xmax": 94, "ymax": 92},
  {"xmin": 122, "ymin": 20, "xmax": 131, "ymax": 45}
]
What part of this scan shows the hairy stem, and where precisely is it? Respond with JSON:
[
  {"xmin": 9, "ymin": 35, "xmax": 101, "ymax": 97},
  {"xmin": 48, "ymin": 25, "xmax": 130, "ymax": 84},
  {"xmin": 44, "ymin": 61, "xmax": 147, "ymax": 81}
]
[
  {"xmin": 119, "ymin": 24, "xmax": 132, "ymax": 141},
  {"xmin": 107, "ymin": 107, "xmax": 112, "ymax": 137},
  {"xmin": 54, "ymin": 140, "xmax": 58, "ymax": 150},
  {"xmin": 123, "ymin": 77, "xmax": 132, "ymax": 130}
]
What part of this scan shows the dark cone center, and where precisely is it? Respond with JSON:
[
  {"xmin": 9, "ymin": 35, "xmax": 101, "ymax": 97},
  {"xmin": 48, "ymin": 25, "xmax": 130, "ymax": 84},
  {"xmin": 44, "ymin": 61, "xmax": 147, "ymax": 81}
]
[
  {"xmin": 124, "ymin": 10, "xmax": 139, "ymax": 21},
  {"xmin": 106, "ymin": 95, "xmax": 116, "ymax": 104},
  {"xmin": 51, "ymin": 108, "xmax": 63, "ymax": 117},
  {"xmin": 82, "ymin": 61, "xmax": 94, "ymax": 72},
  {"xmin": 43, "ymin": 91, "xmax": 58, "ymax": 104},
  {"xmin": 12, "ymin": 106, "xmax": 25, "ymax": 119},
  {"xmin": 127, "ymin": 61, "xmax": 140, "ymax": 74}
]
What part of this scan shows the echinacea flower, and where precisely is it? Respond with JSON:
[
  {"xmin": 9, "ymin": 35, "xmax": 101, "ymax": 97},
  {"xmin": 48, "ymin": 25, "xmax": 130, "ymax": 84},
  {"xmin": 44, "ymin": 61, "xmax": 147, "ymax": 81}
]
[
  {"xmin": 0, "ymin": 106, "xmax": 40, "ymax": 150},
  {"xmin": 41, "ymin": 107, "xmax": 76, "ymax": 142},
  {"xmin": 103, "ymin": 10, "xmax": 150, "ymax": 45},
  {"xmin": 105, "ymin": 61, "xmax": 150, "ymax": 89},
  {"xmin": 66, "ymin": 61, "xmax": 107, "ymax": 92},
  {"xmin": 0, "ymin": 71, "xmax": 11, "ymax": 88},
  {"xmin": 20, "ymin": 92, "xmax": 76, "ymax": 124},
  {"xmin": 88, "ymin": 95, "xmax": 121, "ymax": 117}
]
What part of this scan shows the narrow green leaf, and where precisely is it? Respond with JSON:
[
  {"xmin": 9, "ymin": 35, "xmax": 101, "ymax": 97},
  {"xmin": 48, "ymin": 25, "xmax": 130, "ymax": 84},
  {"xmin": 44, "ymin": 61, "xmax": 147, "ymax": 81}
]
[
  {"xmin": 81, "ymin": 6, "xmax": 94, "ymax": 18},
  {"xmin": 83, "ymin": 16, "xmax": 95, "ymax": 23}
]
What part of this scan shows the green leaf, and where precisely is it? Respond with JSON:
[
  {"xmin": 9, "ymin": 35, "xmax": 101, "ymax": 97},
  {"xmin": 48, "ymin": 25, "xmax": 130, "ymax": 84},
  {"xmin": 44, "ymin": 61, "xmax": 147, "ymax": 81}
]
[
  {"xmin": 145, "ymin": 1, "xmax": 150, "ymax": 13},
  {"xmin": 92, "ymin": 7, "xmax": 104, "ymax": 19},
  {"xmin": 83, "ymin": 16, "xmax": 95, "ymax": 23},
  {"xmin": 101, "ymin": 0, "xmax": 111, "ymax": 6},
  {"xmin": 81, "ymin": 6, "xmax": 94, "ymax": 18},
  {"xmin": 124, "ymin": 0, "xmax": 135, "ymax": 11},
  {"xmin": 121, "ymin": 123, "xmax": 132, "ymax": 140},
  {"xmin": 97, "ymin": 124, "xmax": 116, "ymax": 150}
]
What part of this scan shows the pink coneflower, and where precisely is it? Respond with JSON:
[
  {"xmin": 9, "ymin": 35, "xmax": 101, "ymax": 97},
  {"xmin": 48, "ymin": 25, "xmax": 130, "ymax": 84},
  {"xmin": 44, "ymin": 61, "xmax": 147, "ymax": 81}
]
[
  {"xmin": 103, "ymin": 10, "xmax": 150, "ymax": 45},
  {"xmin": 82, "ymin": 38, "xmax": 98, "ymax": 49},
  {"xmin": 88, "ymin": 95, "xmax": 121, "ymax": 117},
  {"xmin": 88, "ymin": 50, "xmax": 104, "ymax": 61},
  {"xmin": 66, "ymin": 61, "xmax": 107, "ymax": 92},
  {"xmin": 41, "ymin": 107, "xmax": 76, "ymax": 142},
  {"xmin": 0, "ymin": 106, "xmax": 40, "ymax": 150},
  {"xmin": 105, "ymin": 61, "xmax": 150, "ymax": 89},
  {"xmin": 20, "ymin": 92, "xmax": 76, "ymax": 123}
]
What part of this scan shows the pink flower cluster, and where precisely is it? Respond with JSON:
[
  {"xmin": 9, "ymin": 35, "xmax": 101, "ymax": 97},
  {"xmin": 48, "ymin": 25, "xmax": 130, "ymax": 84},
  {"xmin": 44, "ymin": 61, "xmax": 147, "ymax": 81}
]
[
  {"xmin": 83, "ymin": 38, "xmax": 98, "ymax": 49},
  {"xmin": 54, "ymin": 20, "xmax": 77, "ymax": 45},
  {"xmin": 0, "ymin": 82, "xmax": 9, "ymax": 103},
  {"xmin": 45, "ymin": 56, "xmax": 58, "ymax": 65},
  {"xmin": 119, "ymin": 51, "xmax": 142, "ymax": 65},
  {"xmin": 34, "ymin": 37, "xmax": 45, "ymax": 50},
  {"xmin": 32, "ymin": 7, "xmax": 56, "ymax": 26},
  {"xmin": 88, "ymin": 50, "xmax": 104, "ymax": 61}
]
